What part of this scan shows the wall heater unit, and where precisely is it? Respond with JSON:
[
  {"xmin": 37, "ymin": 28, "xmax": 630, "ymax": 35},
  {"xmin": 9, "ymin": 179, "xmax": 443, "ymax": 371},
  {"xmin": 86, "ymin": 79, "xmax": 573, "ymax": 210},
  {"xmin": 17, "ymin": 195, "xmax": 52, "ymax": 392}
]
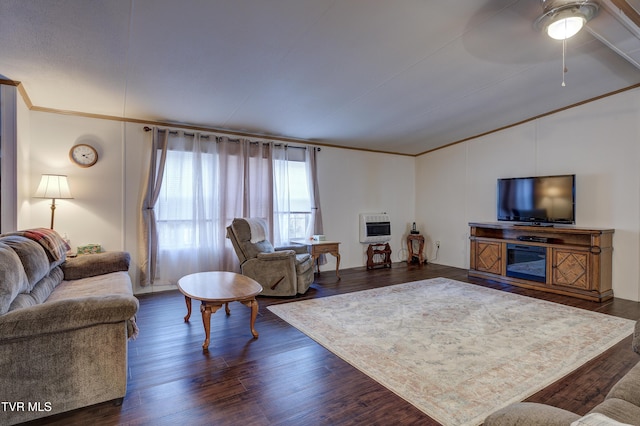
[{"xmin": 359, "ymin": 213, "xmax": 392, "ymax": 243}]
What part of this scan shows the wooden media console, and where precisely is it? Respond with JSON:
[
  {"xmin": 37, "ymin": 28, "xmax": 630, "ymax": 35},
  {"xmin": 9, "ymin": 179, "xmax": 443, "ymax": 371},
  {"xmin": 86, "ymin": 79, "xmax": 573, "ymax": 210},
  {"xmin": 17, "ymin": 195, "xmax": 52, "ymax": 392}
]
[{"xmin": 469, "ymin": 222, "xmax": 614, "ymax": 302}]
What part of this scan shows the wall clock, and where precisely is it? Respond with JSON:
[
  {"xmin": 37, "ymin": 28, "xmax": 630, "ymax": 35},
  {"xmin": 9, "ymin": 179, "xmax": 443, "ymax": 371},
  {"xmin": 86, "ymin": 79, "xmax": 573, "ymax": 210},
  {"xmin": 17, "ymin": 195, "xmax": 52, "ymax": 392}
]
[{"xmin": 69, "ymin": 143, "xmax": 98, "ymax": 168}]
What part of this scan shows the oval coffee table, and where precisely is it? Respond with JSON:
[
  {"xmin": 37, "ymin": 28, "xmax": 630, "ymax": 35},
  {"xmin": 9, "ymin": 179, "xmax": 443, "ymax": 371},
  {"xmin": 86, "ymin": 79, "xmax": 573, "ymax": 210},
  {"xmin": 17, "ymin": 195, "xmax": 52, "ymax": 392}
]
[{"xmin": 177, "ymin": 271, "xmax": 263, "ymax": 352}]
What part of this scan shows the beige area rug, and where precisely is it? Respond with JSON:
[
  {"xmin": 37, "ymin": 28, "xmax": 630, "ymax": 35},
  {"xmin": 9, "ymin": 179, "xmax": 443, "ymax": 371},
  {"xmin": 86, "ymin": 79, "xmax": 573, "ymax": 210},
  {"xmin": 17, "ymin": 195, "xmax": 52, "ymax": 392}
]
[{"xmin": 267, "ymin": 278, "xmax": 636, "ymax": 426}]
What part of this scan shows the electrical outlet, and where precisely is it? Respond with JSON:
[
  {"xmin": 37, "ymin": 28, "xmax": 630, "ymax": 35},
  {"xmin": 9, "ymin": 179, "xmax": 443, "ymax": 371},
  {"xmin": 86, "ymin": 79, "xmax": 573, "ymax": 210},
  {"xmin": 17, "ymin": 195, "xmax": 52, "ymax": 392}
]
[{"xmin": 436, "ymin": 241, "xmax": 441, "ymax": 248}]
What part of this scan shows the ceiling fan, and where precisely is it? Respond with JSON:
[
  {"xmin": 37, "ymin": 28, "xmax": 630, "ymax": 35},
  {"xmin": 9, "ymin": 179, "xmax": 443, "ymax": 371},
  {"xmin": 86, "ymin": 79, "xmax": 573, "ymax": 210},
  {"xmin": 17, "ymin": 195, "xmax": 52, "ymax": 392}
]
[
  {"xmin": 534, "ymin": 0, "xmax": 600, "ymax": 40},
  {"xmin": 533, "ymin": 0, "xmax": 601, "ymax": 85},
  {"xmin": 462, "ymin": 0, "xmax": 638, "ymax": 75}
]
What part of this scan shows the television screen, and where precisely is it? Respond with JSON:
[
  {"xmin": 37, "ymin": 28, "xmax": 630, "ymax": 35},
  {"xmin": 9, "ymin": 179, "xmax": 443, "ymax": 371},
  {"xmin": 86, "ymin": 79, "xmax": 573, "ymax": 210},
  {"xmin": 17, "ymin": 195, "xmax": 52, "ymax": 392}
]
[{"xmin": 497, "ymin": 174, "xmax": 575, "ymax": 225}]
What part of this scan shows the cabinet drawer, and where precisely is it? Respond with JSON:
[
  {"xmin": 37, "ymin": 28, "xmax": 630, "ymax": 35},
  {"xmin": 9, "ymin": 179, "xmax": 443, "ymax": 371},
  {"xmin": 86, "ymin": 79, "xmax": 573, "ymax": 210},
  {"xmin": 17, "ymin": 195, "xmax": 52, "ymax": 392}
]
[{"xmin": 311, "ymin": 243, "xmax": 339, "ymax": 255}]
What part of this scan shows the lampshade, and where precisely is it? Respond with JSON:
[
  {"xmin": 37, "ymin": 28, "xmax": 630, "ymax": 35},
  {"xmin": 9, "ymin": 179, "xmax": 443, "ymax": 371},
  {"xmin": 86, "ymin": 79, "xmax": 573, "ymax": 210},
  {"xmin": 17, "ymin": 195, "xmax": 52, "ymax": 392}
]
[
  {"xmin": 33, "ymin": 174, "xmax": 73, "ymax": 230},
  {"xmin": 34, "ymin": 174, "xmax": 73, "ymax": 199}
]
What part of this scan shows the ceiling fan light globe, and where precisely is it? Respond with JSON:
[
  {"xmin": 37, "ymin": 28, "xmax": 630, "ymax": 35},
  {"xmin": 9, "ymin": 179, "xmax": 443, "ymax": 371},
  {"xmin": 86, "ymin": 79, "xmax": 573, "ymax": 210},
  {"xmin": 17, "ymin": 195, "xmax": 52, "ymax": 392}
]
[{"xmin": 546, "ymin": 15, "xmax": 585, "ymax": 40}]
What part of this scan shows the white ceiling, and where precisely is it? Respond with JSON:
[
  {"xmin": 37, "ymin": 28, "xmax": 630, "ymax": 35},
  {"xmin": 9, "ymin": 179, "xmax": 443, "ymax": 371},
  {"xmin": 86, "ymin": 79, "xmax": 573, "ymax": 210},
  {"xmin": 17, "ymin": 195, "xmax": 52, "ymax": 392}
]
[{"xmin": 1, "ymin": 0, "xmax": 639, "ymax": 155}]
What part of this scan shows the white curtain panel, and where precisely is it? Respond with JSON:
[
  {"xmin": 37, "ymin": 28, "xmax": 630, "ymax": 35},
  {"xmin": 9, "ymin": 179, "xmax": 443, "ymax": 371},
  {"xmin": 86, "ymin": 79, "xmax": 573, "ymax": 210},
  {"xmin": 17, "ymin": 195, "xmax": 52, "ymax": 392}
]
[
  {"xmin": 155, "ymin": 131, "xmax": 219, "ymax": 283},
  {"xmin": 272, "ymin": 145, "xmax": 291, "ymax": 247},
  {"xmin": 141, "ymin": 127, "xmax": 322, "ymax": 285},
  {"xmin": 153, "ymin": 133, "xmax": 275, "ymax": 284}
]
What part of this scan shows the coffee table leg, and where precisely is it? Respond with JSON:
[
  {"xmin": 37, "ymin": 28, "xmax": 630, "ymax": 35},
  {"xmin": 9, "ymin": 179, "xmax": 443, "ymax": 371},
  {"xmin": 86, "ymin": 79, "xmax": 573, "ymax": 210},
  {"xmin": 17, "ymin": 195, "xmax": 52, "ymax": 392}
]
[
  {"xmin": 183, "ymin": 296, "xmax": 192, "ymax": 322},
  {"xmin": 240, "ymin": 298, "xmax": 259, "ymax": 338},
  {"xmin": 249, "ymin": 299, "xmax": 259, "ymax": 338},
  {"xmin": 200, "ymin": 303, "xmax": 223, "ymax": 352}
]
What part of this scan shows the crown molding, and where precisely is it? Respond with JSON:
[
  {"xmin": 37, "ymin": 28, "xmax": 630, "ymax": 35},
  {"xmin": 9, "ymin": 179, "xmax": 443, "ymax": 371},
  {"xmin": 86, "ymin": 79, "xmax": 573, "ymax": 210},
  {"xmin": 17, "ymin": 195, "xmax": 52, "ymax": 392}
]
[
  {"xmin": 416, "ymin": 82, "xmax": 640, "ymax": 157},
  {"xmin": 4, "ymin": 79, "xmax": 639, "ymax": 158}
]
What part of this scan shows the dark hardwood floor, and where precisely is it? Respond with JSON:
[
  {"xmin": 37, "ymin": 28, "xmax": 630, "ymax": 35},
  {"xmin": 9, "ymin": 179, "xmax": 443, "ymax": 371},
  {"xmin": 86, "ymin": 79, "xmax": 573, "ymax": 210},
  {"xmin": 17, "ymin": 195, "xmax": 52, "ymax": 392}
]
[{"xmin": 26, "ymin": 263, "xmax": 640, "ymax": 425}]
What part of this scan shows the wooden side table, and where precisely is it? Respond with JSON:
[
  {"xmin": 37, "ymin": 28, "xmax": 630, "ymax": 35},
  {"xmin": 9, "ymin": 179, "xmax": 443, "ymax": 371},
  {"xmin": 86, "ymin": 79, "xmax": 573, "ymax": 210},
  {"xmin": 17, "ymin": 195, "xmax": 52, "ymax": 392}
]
[
  {"xmin": 306, "ymin": 241, "xmax": 341, "ymax": 279},
  {"xmin": 407, "ymin": 234, "xmax": 425, "ymax": 264}
]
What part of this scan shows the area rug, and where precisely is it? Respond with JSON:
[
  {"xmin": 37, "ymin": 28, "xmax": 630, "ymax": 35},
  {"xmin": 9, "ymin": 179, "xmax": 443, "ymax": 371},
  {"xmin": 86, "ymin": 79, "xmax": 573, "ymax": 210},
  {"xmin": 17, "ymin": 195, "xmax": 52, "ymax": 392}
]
[{"xmin": 267, "ymin": 277, "xmax": 636, "ymax": 426}]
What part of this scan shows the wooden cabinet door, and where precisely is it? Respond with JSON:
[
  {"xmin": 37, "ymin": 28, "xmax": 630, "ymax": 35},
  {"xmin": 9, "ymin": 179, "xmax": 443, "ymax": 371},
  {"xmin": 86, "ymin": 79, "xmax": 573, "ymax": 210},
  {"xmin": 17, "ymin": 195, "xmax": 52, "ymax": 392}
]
[
  {"xmin": 475, "ymin": 241, "xmax": 502, "ymax": 275},
  {"xmin": 551, "ymin": 248, "xmax": 590, "ymax": 290}
]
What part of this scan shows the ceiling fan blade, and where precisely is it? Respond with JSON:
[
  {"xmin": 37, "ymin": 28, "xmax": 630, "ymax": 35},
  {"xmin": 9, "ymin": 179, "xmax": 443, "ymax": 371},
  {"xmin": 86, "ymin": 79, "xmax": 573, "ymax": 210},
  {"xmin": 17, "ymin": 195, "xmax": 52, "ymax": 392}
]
[{"xmin": 462, "ymin": 0, "xmax": 557, "ymax": 65}]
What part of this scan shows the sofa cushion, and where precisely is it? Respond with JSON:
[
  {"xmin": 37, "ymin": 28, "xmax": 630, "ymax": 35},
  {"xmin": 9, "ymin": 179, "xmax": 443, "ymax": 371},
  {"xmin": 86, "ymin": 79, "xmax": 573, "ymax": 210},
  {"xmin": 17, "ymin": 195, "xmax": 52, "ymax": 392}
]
[
  {"xmin": 48, "ymin": 271, "xmax": 135, "ymax": 301},
  {"xmin": 484, "ymin": 402, "xmax": 581, "ymax": 426},
  {"xmin": 589, "ymin": 398, "xmax": 640, "ymax": 426},
  {"xmin": 46, "ymin": 270, "xmax": 139, "ymax": 339},
  {"xmin": 8, "ymin": 267, "xmax": 63, "ymax": 312},
  {"xmin": 605, "ymin": 360, "xmax": 640, "ymax": 407},
  {"xmin": 572, "ymin": 413, "xmax": 635, "ymax": 425},
  {"xmin": 0, "ymin": 242, "xmax": 30, "ymax": 315},
  {"xmin": 1, "ymin": 236, "xmax": 50, "ymax": 290}
]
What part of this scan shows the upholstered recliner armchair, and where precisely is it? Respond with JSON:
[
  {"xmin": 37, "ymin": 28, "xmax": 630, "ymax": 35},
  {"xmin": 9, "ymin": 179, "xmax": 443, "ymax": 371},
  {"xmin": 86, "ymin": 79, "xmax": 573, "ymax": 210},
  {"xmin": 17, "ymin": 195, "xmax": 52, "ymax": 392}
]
[{"xmin": 226, "ymin": 218, "xmax": 314, "ymax": 296}]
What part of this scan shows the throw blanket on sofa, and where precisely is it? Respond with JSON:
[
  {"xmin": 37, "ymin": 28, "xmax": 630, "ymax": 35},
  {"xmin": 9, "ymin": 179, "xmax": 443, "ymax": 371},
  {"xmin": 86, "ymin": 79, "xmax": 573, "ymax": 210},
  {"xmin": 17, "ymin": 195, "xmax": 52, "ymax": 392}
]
[
  {"xmin": 7, "ymin": 228, "xmax": 70, "ymax": 262},
  {"xmin": 128, "ymin": 315, "xmax": 139, "ymax": 340}
]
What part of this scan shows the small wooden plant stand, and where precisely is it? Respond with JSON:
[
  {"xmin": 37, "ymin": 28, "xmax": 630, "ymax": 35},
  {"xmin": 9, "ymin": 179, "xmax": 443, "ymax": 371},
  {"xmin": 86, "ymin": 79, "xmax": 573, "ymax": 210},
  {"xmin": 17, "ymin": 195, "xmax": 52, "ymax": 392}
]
[{"xmin": 366, "ymin": 243, "xmax": 392, "ymax": 270}]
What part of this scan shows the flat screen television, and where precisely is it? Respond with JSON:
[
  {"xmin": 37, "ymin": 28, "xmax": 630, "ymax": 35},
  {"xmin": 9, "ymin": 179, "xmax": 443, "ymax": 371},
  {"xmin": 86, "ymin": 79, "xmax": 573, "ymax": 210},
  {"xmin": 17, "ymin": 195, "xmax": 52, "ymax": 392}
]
[{"xmin": 497, "ymin": 174, "xmax": 575, "ymax": 225}]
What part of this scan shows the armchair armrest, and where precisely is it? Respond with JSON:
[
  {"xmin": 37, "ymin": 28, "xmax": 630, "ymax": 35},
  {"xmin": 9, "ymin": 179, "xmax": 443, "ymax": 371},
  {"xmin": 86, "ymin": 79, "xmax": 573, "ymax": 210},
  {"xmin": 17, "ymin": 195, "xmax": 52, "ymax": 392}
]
[
  {"xmin": 62, "ymin": 251, "xmax": 130, "ymax": 280},
  {"xmin": 257, "ymin": 250, "xmax": 296, "ymax": 261},
  {"xmin": 277, "ymin": 244, "xmax": 309, "ymax": 255}
]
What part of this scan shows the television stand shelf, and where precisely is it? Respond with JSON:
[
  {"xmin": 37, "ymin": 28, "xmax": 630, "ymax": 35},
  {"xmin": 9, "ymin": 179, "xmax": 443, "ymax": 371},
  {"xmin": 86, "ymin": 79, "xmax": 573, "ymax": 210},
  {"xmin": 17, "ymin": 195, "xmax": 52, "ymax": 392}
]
[{"xmin": 468, "ymin": 222, "xmax": 614, "ymax": 302}]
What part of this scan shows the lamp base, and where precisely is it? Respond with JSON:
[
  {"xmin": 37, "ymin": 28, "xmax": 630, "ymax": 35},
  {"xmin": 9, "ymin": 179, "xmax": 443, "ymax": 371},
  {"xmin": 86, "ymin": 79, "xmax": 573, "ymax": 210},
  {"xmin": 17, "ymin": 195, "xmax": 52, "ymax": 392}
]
[{"xmin": 50, "ymin": 199, "xmax": 56, "ymax": 229}]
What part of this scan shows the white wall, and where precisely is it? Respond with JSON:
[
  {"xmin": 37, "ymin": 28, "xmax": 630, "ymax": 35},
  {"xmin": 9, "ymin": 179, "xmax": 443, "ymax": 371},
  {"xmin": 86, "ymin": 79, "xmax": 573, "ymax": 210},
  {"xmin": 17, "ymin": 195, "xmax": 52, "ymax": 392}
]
[
  {"xmin": 317, "ymin": 147, "xmax": 416, "ymax": 271},
  {"xmin": 16, "ymin": 89, "xmax": 31, "ymax": 229},
  {"xmin": 416, "ymin": 88, "xmax": 640, "ymax": 301},
  {"xmin": 23, "ymin": 112, "xmax": 126, "ymax": 256}
]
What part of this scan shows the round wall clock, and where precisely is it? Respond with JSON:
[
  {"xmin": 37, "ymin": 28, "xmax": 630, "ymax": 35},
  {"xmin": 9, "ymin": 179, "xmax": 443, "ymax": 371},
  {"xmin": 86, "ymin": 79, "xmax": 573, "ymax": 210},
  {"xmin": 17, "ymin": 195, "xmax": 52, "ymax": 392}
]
[{"xmin": 69, "ymin": 143, "xmax": 98, "ymax": 168}]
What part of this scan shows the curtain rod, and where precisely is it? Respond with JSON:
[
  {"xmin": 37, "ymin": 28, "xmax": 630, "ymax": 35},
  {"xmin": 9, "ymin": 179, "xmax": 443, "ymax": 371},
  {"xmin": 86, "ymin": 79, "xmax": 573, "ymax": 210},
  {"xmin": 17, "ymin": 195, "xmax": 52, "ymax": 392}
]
[{"xmin": 143, "ymin": 126, "xmax": 319, "ymax": 150}]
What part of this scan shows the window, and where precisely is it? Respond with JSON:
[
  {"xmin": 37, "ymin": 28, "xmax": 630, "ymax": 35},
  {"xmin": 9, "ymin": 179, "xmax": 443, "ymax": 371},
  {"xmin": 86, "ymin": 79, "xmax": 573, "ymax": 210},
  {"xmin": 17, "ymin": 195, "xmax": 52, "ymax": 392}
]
[
  {"xmin": 155, "ymin": 149, "xmax": 217, "ymax": 250},
  {"xmin": 274, "ymin": 157, "xmax": 311, "ymax": 243},
  {"xmin": 156, "ymin": 145, "xmax": 311, "ymax": 248}
]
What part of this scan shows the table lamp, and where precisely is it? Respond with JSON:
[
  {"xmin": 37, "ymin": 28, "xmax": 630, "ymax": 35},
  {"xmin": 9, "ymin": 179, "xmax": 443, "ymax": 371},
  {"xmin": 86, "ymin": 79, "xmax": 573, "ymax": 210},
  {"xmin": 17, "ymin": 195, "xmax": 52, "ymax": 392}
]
[{"xmin": 33, "ymin": 174, "xmax": 73, "ymax": 229}]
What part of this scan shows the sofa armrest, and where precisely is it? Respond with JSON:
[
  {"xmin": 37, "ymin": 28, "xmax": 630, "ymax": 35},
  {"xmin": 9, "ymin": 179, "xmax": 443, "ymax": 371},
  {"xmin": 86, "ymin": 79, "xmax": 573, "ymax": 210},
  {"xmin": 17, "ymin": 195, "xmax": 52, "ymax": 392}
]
[
  {"xmin": 605, "ymin": 360, "xmax": 640, "ymax": 407},
  {"xmin": 0, "ymin": 295, "xmax": 139, "ymax": 341},
  {"xmin": 484, "ymin": 402, "xmax": 580, "ymax": 426},
  {"xmin": 62, "ymin": 251, "xmax": 130, "ymax": 280},
  {"xmin": 257, "ymin": 250, "xmax": 295, "ymax": 261}
]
